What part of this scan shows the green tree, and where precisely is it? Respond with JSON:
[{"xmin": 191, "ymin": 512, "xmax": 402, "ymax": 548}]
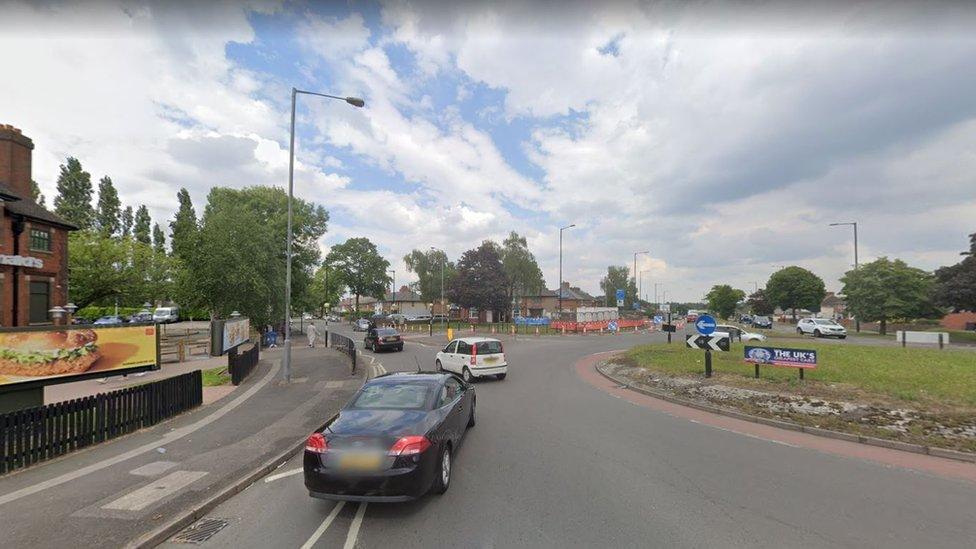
[
  {"xmin": 67, "ymin": 230, "xmax": 175, "ymax": 308},
  {"xmin": 169, "ymin": 188, "xmax": 198, "ymax": 262},
  {"xmin": 746, "ymin": 288, "xmax": 775, "ymax": 316},
  {"xmin": 765, "ymin": 266, "xmax": 826, "ymax": 321},
  {"xmin": 120, "ymin": 205, "xmax": 133, "ymax": 237},
  {"xmin": 448, "ymin": 241, "xmax": 508, "ymax": 313},
  {"xmin": 95, "ymin": 176, "xmax": 121, "ymax": 235},
  {"xmin": 706, "ymin": 284, "xmax": 746, "ymax": 319},
  {"xmin": 133, "ymin": 205, "xmax": 152, "ymax": 244},
  {"xmin": 934, "ymin": 232, "xmax": 976, "ymax": 313},
  {"xmin": 500, "ymin": 231, "xmax": 546, "ymax": 320},
  {"xmin": 53, "ymin": 157, "xmax": 95, "ymax": 229},
  {"xmin": 30, "ymin": 179, "xmax": 45, "ymax": 206},
  {"xmin": 152, "ymin": 222, "xmax": 166, "ymax": 253},
  {"xmin": 404, "ymin": 248, "xmax": 455, "ymax": 304},
  {"xmin": 305, "ymin": 262, "xmax": 345, "ymax": 317},
  {"xmin": 326, "ymin": 237, "xmax": 391, "ymax": 313},
  {"xmin": 841, "ymin": 257, "xmax": 938, "ymax": 335},
  {"xmin": 599, "ymin": 266, "xmax": 638, "ymax": 309}
]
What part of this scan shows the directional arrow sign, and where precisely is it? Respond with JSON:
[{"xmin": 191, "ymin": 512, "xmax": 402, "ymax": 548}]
[{"xmin": 686, "ymin": 334, "xmax": 730, "ymax": 352}]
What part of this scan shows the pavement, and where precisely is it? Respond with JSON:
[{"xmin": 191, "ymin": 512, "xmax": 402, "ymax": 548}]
[
  {"xmin": 167, "ymin": 323, "xmax": 976, "ymax": 549},
  {"xmin": 0, "ymin": 341, "xmax": 364, "ymax": 549}
]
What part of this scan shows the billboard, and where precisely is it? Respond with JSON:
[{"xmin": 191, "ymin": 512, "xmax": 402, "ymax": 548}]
[
  {"xmin": 744, "ymin": 346, "xmax": 818, "ymax": 369},
  {"xmin": 212, "ymin": 317, "xmax": 250, "ymax": 355},
  {"xmin": 0, "ymin": 324, "xmax": 159, "ymax": 389}
]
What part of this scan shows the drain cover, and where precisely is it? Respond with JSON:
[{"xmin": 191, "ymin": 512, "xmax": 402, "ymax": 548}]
[{"xmin": 171, "ymin": 518, "xmax": 230, "ymax": 544}]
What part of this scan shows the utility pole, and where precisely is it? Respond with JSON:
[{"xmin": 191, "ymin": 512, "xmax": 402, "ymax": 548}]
[
  {"xmin": 388, "ymin": 269, "xmax": 396, "ymax": 313},
  {"xmin": 829, "ymin": 221, "xmax": 860, "ymax": 332},
  {"xmin": 633, "ymin": 251, "xmax": 649, "ymax": 306},
  {"xmin": 559, "ymin": 224, "xmax": 575, "ymax": 316}
]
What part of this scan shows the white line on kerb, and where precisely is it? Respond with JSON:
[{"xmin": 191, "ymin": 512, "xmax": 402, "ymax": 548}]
[
  {"xmin": 300, "ymin": 501, "xmax": 345, "ymax": 549},
  {"xmin": 343, "ymin": 503, "xmax": 367, "ymax": 549},
  {"xmin": 264, "ymin": 467, "xmax": 303, "ymax": 483}
]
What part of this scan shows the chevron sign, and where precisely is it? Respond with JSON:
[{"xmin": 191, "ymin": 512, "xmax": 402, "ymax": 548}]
[{"xmin": 686, "ymin": 334, "xmax": 730, "ymax": 352}]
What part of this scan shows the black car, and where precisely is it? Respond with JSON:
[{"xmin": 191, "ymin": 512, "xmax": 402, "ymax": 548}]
[
  {"xmin": 752, "ymin": 315, "xmax": 772, "ymax": 329},
  {"xmin": 304, "ymin": 372, "xmax": 475, "ymax": 502},
  {"xmin": 365, "ymin": 327, "xmax": 403, "ymax": 352}
]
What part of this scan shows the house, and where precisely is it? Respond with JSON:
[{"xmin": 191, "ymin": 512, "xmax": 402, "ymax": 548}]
[
  {"xmin": 0, "ymin": 124, "xmax": 78, "ymax": 326},
  {"xmin": 381, "ymin": 286, "xmax": 429, "ymax": 316},
  {"xmin": 517, "ymin": 288, "xmax": 558, "ymax": 317},
  {"xmin": 553, "ymin": 282, "xmax": 599, "ymax": 314},
  {"xmin": 820, "ymin": 292, "xmax": 847, "ymax": 320},
  {"xmin": 338, "ymin": 296, "xmax": 378, "ymax": 315}
]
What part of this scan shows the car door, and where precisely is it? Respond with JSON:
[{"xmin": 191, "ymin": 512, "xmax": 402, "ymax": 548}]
[
  {"xmin": 440, "ymin": 340, "xmax": 459, "ymax": 373},
  {"xmin": 440, "ymin": 377, "xmax": 465, "ymax": 444},
  {"xmin": 455, "ymin": 340, "xmax": 472, "ymax": 373},
  {"xmin": 798, "ymin": 319, "xmax": 810, "ymax": 334}
]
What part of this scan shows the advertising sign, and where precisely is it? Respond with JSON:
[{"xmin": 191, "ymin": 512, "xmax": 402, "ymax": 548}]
[
  {"xmin": 212, "ymin": 317, "xmax": 250, "ymax": 356},
  {"xmin": 744, "ymin": 346, "xmax": 818, "ymax": 369},
  {"xmin": 0, "ymin": 324, "xmax": 159, "ymax": 389},
  {"xmin": 514, "ymin": 316, "xmax": 550, "ymax": 326}
]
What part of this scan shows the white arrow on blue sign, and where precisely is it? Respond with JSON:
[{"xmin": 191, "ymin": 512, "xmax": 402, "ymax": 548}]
[{"xmin": 695, "ymin": 314, "xmax": 717, "ymax": 335}]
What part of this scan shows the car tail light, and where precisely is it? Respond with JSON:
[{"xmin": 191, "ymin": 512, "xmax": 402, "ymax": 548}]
[
  {"xmin": 388, "ymin": 435, "xmax": 431, "ymax": 456},
  {"xmin": 470, "ymin": 343, "xmax": 478, "ymax": 365},
  {"xmin": 305, "ymin": 433, "xmax": 328, "ymax": 453}
]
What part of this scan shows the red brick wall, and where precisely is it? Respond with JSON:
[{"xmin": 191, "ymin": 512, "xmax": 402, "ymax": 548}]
[
  {"xmin": 0, "ymin": 124, "xmax": 34, "ymax": 198},
  {"xmin": 942, "ymin": 312, "xmax": 976, "ymax": 331}
]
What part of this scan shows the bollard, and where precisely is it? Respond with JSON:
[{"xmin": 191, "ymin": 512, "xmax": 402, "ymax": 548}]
[
  {"xmin": 178, "ymin": 340, "xmax": 186, "ymax": 362},
  {"xmin": 901, "ymin": 330, "xmax": 906, "ymax": 348},
  {"xmin": 562, "ymin": 326, "xmax": 565, "ymax": 335},
  {"xmin": 535, "ymin": 326, "xmax": 539, "ymax": 336},
  {"xmin": 939, "ymin": 333, "xmax": 944, "ymax": 350},
  {"xmin": 583, "ymin": 325, "xmax": 587, "ymax": 334},
  {"xmin": 704, "ymin": 349, "xmax": 712, "ymax": 378},
  {"xmin": 511, "ymin": 325, "xmax": 515, "ymax": 335}
]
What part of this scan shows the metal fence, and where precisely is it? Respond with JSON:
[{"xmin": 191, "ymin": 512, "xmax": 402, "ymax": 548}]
[
  {"xmin": 228, "ymin": 343, "xmax": 260, "ymax": 385},
  {"xmin": 328, "ymin": 331, "xmax": 357, "ymax": 374},
  {"xmin": 0, "ymin": 370, "xmax": 203, "ymax": 475}
]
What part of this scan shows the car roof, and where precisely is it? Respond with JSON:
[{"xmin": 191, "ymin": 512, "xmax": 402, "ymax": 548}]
[
  {"xmin": 453, "ymin": 336, "xmax": 501, "ymax": 344},
  {"xmin": 366, "ymin": 372, "xmax": 452, "ymax": 385}
]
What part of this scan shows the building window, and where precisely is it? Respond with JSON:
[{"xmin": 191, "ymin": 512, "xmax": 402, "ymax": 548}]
[
  {"xmin": 29, "ymin": 228, "xmax": 52, "ymax": 252},
  {"xmin": 29, "ymin": 280, "xmax": 50, "ymax": 324}
]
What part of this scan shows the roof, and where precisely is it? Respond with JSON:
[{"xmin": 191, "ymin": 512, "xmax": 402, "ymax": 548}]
[
  {"xmin": 0, "ymin": 181, "xmax": 21, "ymax": 201},
  {"xmin": 521, "ymin": 288, "xmax": 557, "ymax": 298},
  {"xmin": 450, "ymin": 336, "xmax": 501, "ymax": 344},
  {"xmin": 553, "ymin": 286, "xmax": 596, "ymax": 301},
  {"xmin": 384, "ymin": 288, "xmax": 423, "ymax": 302},
  {"xmin": 821, "ymin": 293, "xmax": 846, "ymax": 307},
  {"xmin": 367, "ymin": 372, "xmax": 451, "ymax": 384},
  {"xmin": 4, "ymin": 195, "xmax": 78, "ymax": 229}
]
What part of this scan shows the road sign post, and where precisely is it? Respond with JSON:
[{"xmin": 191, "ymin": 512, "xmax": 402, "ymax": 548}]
[
  {"xmin": 705, "ymin": 349, "xmax": 712, "ymax": 377},
  {"xmin": 688, "ymin": 315, "xmax": 727, "ymax": 378}
]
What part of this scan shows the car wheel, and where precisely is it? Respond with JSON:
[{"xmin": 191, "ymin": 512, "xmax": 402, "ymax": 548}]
[
  {"xmin": 467, "ymin": 400, "xmax": 476, "ymax": 427},
  {"xmin": 496, "ymin": 373, "xmax": 506, "ymax": 380},
  {"xmin": 814, "ymin": 330, "xmax": 822, "ymax": 338},
  {"xmin": 839, "ymin": 335, "xmax": 847, "ymax": 339},
  {"xmin": 431, "ymin": 444, "xmax": 451, "ymax": 495},
  {"xmin": 796, "ymin": 328, "xmax": 803, "ymax": 336},
  {"xmin": 462, "ymin": 367, "xmax": 472, "ymax": 383},
  {"xmin": 397, "ymin": 344, "xmax": 403, "ymax": 352},
  {"xmin": 435, "ymin": 359, "xmax": 444, "ymax": 372}
]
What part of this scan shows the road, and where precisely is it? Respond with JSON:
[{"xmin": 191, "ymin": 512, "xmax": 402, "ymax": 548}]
[{"xmin": 162, "ymin": 323, "xmax": 976, "ymax": 548}]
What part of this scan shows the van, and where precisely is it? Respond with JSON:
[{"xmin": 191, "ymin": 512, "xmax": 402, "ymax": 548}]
[{"xmin": 153, "ymin": 306, "xmax": 180, "ymax": 324}]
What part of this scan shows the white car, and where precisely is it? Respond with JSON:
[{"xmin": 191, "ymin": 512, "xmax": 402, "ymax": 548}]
[
  {"xmin": 152, "ymin": 306, "xmax": 179, "ymax": 323},
  {"xmin": 435, "ymin": 337, "xmax": 507, "ymax": 382},
  {"xmin": 714, "ymin": 324, "xmax": 768, "ymax": 343},
  {"xmin": 796, "ymin": 318, "xmax": 847, "ymax": 339}
]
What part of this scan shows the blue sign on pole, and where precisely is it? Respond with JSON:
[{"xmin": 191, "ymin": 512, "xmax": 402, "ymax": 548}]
[
  {"xmin": 608, "ymin": 320, "xmax": 619, "ymax": 332},
  {"xmin": 615, "ymin": 289, "xmax": 625, "ymax": 307},
  {"xmin": 695, "ymin": 314, "xmax": 717, "ymax": 335},
  {"xmin": 653, "ymin": 315, "xmax": 663, "ymax": 324}
]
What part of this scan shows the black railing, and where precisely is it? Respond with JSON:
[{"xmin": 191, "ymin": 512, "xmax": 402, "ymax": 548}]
[
  {"xmin": 0, "ymin": 370, "xmax": 203, "ymax": 475},
  {"xmin": 228, "ymin": 343, "xmax": 260, "ymax": 386},
  {"xmin": 328, "ymin": 331, "xmax": 357, "ymax": 374}
]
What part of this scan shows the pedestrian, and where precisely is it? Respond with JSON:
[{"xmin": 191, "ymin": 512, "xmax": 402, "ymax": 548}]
[{"xmin": 307, "ymin": 321, "xmax": 318, "ymax": 348}]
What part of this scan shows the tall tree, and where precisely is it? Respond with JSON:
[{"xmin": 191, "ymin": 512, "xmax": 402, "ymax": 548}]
[
  {"xmin": 169, "ymin": 188, "xmax": 198, "ymax": 262},
  {"xmin": 600, "ymin": 265, "xmax": 638, "ymax": 309},
  {"xmin": 67, "ymin": 229, "xmax": 175, "ymax": 308},
  {"xmin": 841, "ymin": 257, "xmax": 938, "ymax": 335},
  {"xmin": 706, "ymin": 284, "xmax": 746, "ymax": 319},
  {"xmin": 152, "ymin": 222, "xmax": 166, "ymax": 253},
  {"xmin": 326, "ymin": 238, "xmax": 391, "ymax": 313},
  {"xmin": 404, "ymin": 248, "xmax": 455, "ymax": 304},
  {"xmin": 746, "ymin": 288, "xmax": 775, "ymax": 316},
  {"xmin": 53, "ymin": 157, "xmax": 95, "ymax": 229},
  {"xmin": 500, "ymin": 231, "xmax": 546, "ymax": 320},
  {"xmin": 95, "ymin": 176, "xmax": 121, "ymax": 235},
  {"xmin": 934, "ymin": 231, "xmax": 976, "ymax": 313},
  {"xmin": 305, "ymin": 261, "xmax": 345, "ymax": 317},
  {"xmin": 30, "ymin": 179, "xmax": 45, "ymax": 206},
  {"xmin": 765, "ymin": 266, "xmax": 826, "ymax": 321},
  {"xmin": 120, "ymin": 206, "xmax": 134, "ymax": 237},
  {"xmin": 448, "ymin": 241, "xmax": 508, "ymax": 314},
  {"xmin": 133, "ymin": 205, "xmax": 152, "ymax": 244}
]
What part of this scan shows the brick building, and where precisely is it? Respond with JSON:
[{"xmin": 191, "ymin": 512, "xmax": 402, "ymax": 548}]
[{"xmin": 0, "ymin": 124, "xmax": 77, "ymax": 326}]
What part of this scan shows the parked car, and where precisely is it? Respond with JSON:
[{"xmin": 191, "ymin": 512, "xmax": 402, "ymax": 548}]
[
  {"xmin": 435, "ymin": 337, "xmax": 507, "ymax": 382},
  {"xmin": 365, "ymin": 327, "xmax": 404, "ymax": 352},
  {"xmin": 353, "ymin": 318, "xmax": 371, "ymax": 332},
  {"xmin": 751, "ymin": 315, "xmax": 773, "ymax": 329},
  {"xmin": 797, "ymin": 318, "xmax": 847, "ymax": 339},
  {"xmin": 388, "ymin": 313, "xmax": 408, "ymax": 324},
  {"xmin": 411, "ymin": 314, "xmax": 432, "ymax": 322},
  {"xmin": 739, "ymin": 314, "xmax": 753, "ymax": 324},
  {"xmin": 93, "ymin": 315, "xmax": 124, "ymax": 325},
  {"xmin": 128, "ymin": 311, "xmax": 153, "ymax": 323},
  {"xmin": 152, "ymin": 306, "xmax": 180, "ymax": 324},
  {"xmin": 431, "ymin": 314, "xmax": 448, "ymax": 322},
  {"xmin": 304, "ymin": 371, "xmax": 474, "ymax": 502}
]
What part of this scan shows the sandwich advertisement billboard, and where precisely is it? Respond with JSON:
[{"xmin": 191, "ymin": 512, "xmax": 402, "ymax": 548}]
[
  {"xmin": 0, "ymin": 324, "xmax": 160, "ymax": 389},
  {"xmin": 211, "ymin": 317, "xmax": 250, "ymax": 355}
]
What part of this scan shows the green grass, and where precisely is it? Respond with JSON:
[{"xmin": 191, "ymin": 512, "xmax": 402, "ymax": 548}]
[
  {"xmin": 202, "ymin": 366, "xmax": 231, "ymax": 387},
  {"xmin": 623, "ymin": 341, "xmax": 976, "ymax": 407}
]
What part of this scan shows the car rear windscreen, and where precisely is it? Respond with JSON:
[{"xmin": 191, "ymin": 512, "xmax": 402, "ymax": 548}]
[
  {"xmin": 351, "ymin": 383, "xmax": 432, "ymax": 409},
  {"xmin": 377, "ymin": 328, "xmax": 398, "ymax": 336},
  {"xmin": 476, "ymin": 341, "xmax": 503, "ymax": 354}
]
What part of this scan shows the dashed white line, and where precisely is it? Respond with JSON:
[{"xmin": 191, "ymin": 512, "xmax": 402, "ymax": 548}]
[
  {"xmin": 264, "ymin": 467, "xmax": 303, "ymax": 483},
  {"xmin": 343, "ymin": 503, "xmax": 368, "ymax": 549},
  {"xmin": 300, "ymin": 501, "xmax": 346, "ymax": 549}
]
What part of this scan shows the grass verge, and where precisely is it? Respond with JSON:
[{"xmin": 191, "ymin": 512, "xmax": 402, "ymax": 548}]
[{"xmin": 202, "ymin": 366, "xmax": 231, "ymax": 387}]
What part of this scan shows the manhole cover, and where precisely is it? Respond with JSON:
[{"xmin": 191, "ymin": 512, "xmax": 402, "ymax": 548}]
[{"xmin": 171, "ymin": 518, "xmax": 230, "ymax": 544}]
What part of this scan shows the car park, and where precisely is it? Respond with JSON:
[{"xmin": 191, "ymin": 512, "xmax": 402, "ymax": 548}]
[
  {"xmin": 751, "ymin": 315, "xmax": 773, "ymax": 329},
  {"xmin": 128, "ymin": 311, "xmax": 153, "ymax": 323},
  {"xmin": 304, "ymin": 372, "xmax": 474, "ymax": 502},
  {"xmin": 353, "ymin": 318, "xmax": 371, "ymax": 331},
  {"xmin": 93, "ymin": 315, "xmax": 124, "ymax": 325},
  {"xmin": 435, "ymin": 337, "xmax": 507, "ymax": 382},
  {"xmin": 797, "ymin": 318, "xmax": 847, "ymax": 338},
  {"xmin": 365, "ymin": 326, "xmax": 404, "ymax": 352}
]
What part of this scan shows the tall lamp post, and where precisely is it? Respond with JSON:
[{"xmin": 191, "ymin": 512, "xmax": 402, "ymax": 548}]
[
  {"xmin": 388, "ymin": 270, "xmax": 396, "ymax": 314},
  {"xmin": 558, "ymin": 224, "xmax": 576, "ymax": 316},
  {"xmin": 640, "ymin": 270, "xmax": 651, "ymax": 307},
  {"xmin": 283, "ymin": 88, "xmax": 364, "ymax": 382},
  {"xmin": 430, "ymin": 247, "xmax": 445, "ymax": 329},
  {"xmin": 633, "ymin": 251, "xmax": 649, "ymax": 310},
  {"xmin": 829, "ymin": 221, "xmax": 859, "ymax": 332}
]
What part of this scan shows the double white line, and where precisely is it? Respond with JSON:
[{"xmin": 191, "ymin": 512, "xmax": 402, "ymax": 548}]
[
  {"xmin": 359, "ymin": 350, "xmax": 387, "ymax": 377},
  {"xmin": 300, "ymin": 501, "xmax": 368, "ymax": 549}
]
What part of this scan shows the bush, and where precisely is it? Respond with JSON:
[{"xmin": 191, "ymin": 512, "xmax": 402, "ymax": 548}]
[{"xmin": 76, "ymin": 306, "xmax": 144, "ymax": 320}]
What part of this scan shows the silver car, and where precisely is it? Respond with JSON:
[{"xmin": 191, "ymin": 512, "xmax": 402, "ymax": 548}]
[{"xmin": 796, "ymin": 318, "xmax": 847, "ymax": 339}]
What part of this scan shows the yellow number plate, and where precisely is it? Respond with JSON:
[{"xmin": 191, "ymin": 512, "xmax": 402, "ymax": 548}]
[
  {"xmin": 485, "ymin": 357, "xmax": 498, "ymax": 363},
  {"xmin": 337, "ymin": 452, "xmax": 384, "ymax": 471}
]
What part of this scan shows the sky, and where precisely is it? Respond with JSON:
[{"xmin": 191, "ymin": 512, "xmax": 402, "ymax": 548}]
[{"xmin": 1, "ymin": 0, "xmax": 975, "ymax": 303}]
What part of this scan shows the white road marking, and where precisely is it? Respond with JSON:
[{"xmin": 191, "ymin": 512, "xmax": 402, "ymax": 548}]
[
  {"xmin": 0, "ymin": 360, "xmax": 281, "ymax": 507},
  {"xmin": 129, "ymin": 461, "xmax": 178, "ymax": 477},
  {"xmin": 300, "ymin": 501, "xmax": 346, "ymax": 549},
  {"xmin": 264, "ymin": 467, "xmax": 303, "ymax": 483},
  {"xmin": 102, "ymin": 471, "xmax": 208, "ymax": 511},
  {"xmin": 343, "ymin": 502, "xmax": 367, "ymax": 549},
  {"xmin": 325, "ymin": 380, "xmax": 345, "ymax": 389}
]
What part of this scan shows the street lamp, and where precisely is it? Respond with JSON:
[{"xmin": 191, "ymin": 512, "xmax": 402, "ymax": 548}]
[
  {"xmin": 558, "ymin": 224, "xmax": 575, "ymax": 316},
  {"xmin": 633, "ymin": 251, "xmax": 649, "ymax": 283},
  {"xmin": 640, "ymin": 270, "xmax": 651, "ymax": 306},
  {"xmin": 388, "ymin": 270, "xmax": 396, "ymax": 313},
  {"xmin": 829, "ymin": 221, "xmax": 859, "ymax": 332},
  {"xmin": 283, "ymin": 88, "xmax": 365, "ymax": 382},
  {"xmin": 654, "ymin": 283, "xmax": 662, "ymax": 309},
  {"xmin": 430, "ymin": 247, "xmax": 445, "ymax": 328}
]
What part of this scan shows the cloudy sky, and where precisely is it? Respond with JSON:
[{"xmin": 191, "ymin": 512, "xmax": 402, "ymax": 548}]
[{"xmin": 2, "ymin": 0, "xmax": 975, "ymax": 302}]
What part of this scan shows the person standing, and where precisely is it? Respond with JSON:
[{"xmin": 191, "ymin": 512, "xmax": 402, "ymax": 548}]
[{"xmin": 307, "ymin": 321, "xmax": 318, "ymax": 348}]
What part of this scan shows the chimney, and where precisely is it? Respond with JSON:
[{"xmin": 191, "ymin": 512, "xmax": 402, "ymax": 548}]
[{"xmin": 0, "ymin": 124, "xmax": 34, "ymax": 199}]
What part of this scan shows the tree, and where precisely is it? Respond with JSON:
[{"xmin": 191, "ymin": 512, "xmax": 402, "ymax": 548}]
[
  {"xmin": 94, "ymin": 176, "xmax": 121, "ymax": 235},
  {"xmin": 765, "ymin": 266, "xmax": 826, "ymax": 321},
  {"xmin": 934, "ymin": 232, "xmax": 976, "ymax": 313},
  {"xmin": 500, "ymin": 232, "xmax": 546, "ymax": 320},
  {"xmin": 67, "ymin": 230, "xmax": 175, "ymax": 308},
  {"xmin": 746, "ymin": 288, "xmax": 775, "ymax": 316},
  {"xmin": 326, "ymin": 237, "xmax": 390, "ymax": 313},
  {"xmin": 53, "ymin": 157, "xmax": 95, "ymax": 229},
  {"xmin": 841, "ymin": 257, "xmax": 938, "ymax": 335},
  {"xmin": 305, "ymin": 262, "xmax": 345, "ymax": 317},
  {"xmin": 169, "ymin": 188, "xmax": 198, "ymax": 262},
  {"xmin": 599, "ymin": 266, "xmax": 638, "ymax": 309},
  {"xmin": 121, "ymin": 206, "xmax": 133, "ymax": 237},
  {"xmin": 404, "ymin": 248, "xmax": 455, "ymax": 304},
  {"xmin": 30, "ymin": 179, "xmax": 45, "ymax": 206},
  {"xmin": 152, "ymin": 222, "xmax": 166, "ymax": 253},
  {"xmin": 133, "ymin": 205, "xmax": 152, "ymax": 244},
  {"xmin": 448, "ymin": 241, "xmax": 508, "ymax": 313},
  {"xmin": 706, "ymin": 285, "xmax": 746, "ymax": 319}
]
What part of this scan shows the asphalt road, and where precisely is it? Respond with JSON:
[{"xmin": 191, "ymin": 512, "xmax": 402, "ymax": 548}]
[{"xmin": 163, "ymin": 323, "xmax": 976, "ymax": 549}]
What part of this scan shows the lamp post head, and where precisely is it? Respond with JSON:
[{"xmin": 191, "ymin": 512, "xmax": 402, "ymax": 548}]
[{"xmin": 345, "ymin": 97, "xmax": 365, "ymax": 108}]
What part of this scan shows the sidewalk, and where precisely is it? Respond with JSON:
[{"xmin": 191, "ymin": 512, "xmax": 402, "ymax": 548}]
[{"xmin": 0, "ymin": 343, "xmax": 363, "ymax": 549}]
